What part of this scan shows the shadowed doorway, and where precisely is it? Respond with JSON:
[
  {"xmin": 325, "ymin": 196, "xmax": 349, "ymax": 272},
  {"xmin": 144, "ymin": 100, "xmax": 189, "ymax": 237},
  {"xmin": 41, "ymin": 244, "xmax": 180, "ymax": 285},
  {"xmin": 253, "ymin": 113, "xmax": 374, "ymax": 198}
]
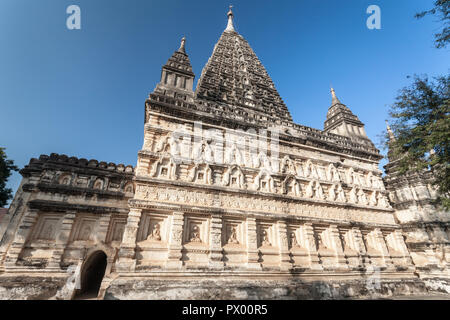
[{"xmin": 74, "ymin": 250, "xmax": 107, "ymax": 300}]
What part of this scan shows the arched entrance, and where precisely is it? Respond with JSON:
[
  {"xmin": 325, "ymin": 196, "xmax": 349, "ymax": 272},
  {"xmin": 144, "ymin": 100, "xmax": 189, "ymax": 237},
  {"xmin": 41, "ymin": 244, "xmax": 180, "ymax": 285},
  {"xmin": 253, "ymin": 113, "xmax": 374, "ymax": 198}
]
[{"xmin": 74, "ymin": 250, "xmax": 107, "ymax": 299}]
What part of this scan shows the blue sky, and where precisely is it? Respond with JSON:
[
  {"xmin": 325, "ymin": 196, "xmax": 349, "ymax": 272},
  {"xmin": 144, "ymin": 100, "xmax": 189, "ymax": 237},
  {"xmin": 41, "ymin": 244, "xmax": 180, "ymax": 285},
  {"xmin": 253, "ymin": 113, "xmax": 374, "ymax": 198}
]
[{"xmin": 1, "ymin": 0, "xmax": 448, "ymax": 203}]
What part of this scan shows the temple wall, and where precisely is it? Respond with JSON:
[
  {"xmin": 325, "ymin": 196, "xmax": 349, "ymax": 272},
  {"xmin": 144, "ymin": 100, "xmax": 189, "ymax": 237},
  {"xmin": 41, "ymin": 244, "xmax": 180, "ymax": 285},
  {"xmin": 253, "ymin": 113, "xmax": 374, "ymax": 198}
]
[
  {"xmin": 112, "ymin": 111, "xmax": 415, "ymax": 278},
  {"xmin": 384, "ymin": 164, "xmax": 450, "ymax": 276},
  {"xmin": 103, "ymin": 277, "xmax": 436, "ymax": 300},
  {"xmin": 0, "ymin": 154, "xmax": 134, "ymax": 275},
  {"xmin": 0, "ymin": 114, "xmax": 448, "ymax": 299}
]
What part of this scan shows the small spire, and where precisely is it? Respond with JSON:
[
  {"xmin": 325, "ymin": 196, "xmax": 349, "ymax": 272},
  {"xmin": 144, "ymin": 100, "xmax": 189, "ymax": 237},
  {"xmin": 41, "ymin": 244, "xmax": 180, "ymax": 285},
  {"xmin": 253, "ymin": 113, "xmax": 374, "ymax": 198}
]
[
  {"xmin": 386, "ymin": 120, "xmax": 396, "ymax": 142},
  {"xmin": 178, "ymin": 36, "xmax": 186, "ymax": 54},
  {"xmin": 330, "ymin": 87, "xmax": 342, "ymax": 105},
  {"xmin": 225, "ymin": 5, "xmax": 235, "ymax": 32}
]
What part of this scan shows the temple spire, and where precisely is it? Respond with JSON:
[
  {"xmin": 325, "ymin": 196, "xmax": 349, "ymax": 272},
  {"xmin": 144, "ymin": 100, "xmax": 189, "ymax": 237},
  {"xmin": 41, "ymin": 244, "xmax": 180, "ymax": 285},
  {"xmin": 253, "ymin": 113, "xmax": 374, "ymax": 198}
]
[
  {"xmin": 152, "ymin": 37, "xmax": 195, "ymax": 103},
  {"xmin": 324, "ymin": 87, "xmax": 369, "ymax": 141},
  {"xmin": 386, "ymin": 120, "xmax": 396, "ymax": 142},
  {"xmin": 225, "ymin": 5, "xmax": 235, "ymax": 32},
  {"xmin": 196, "ymin": 6, "xmax": 292, "ymax": 123},
  {"xmin": 330, "ymin": 87, "xmax": 342, "ymax": 105},
  {"xmin": 177, "ymin": 36, "xmax": 186, "ymax": 54}
]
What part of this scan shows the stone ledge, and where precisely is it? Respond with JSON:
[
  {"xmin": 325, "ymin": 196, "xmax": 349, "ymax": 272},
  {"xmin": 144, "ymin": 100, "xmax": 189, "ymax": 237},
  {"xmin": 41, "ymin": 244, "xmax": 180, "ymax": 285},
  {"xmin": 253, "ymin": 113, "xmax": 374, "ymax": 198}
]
[
  {"xmin": 20, "ymin": 153, "xmax": 135, "ymax": 177},
  {"xmin": 133, "ymin": 176, "xmax": 394, "ymax": 213},
  {"xmin": 146, "ymin": 100, "xmax": 382, "ymax": 161},
  {"xmin": 0, "ymin": 275, "xmax": 67, "ymax": 300},
  {"xmin": 28, "ymin": 199, "xmax": 129, "ymax": 214},
  {"xmin": 22, "ymin": 182, "xmax": 131, "ymax": 199},
  {"xmin": 128, "ymin": 198, "xmax": 401, "ymax": 229},
  {"xmin": 103, "ymin": 276, "xmax": 435, "ymax": 300}
]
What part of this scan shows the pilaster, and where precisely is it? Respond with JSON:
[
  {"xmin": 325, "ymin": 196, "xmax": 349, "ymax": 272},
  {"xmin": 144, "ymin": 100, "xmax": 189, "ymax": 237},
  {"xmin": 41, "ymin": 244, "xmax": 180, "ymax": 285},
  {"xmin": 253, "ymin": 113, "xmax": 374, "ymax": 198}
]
[
  {"xmin": 277, "ymin": 220, "xmax": 291, "ymax": 271},
  {"xmin": 181, "ymin": 128, "xmax": 193, "ymax": 162},
  {"xmin": 95, "ymin": 213, "xmax": 113, "ymax": 243},
  {"xmin": 4, "ymin": 208, "xmax": 39, "ymax": 268},
  {"xmin": 48, "ymin": 211, "xmax": 77, "ymax": 269},
  {"xmin": 393, "ymin": 229, "xmax": 414, "ymax": 266},
  {"xmin": 165, "ymin": 211, "xmax": 185, "ymax": 269},
  {"xmin": 116, "ymin": 208, "xmax": 142, "ymax": 272},
  {"xmin": 373, "ymin": 228, "xmax": 394, "ymax": 269},
  {"xmin": 246, "ymin": 217, "xmax": 261, "ymax": 270},
  {"xmin": 329, "ymin": 225, "xmax": 348, "ymax": 270},
  {"xmin": 209, "ymin": 214, "xmax": 224, "ymax": 269},
  {"xmin": 303, "ymin": 223, "xmax": 322, "ymax": 270},
  {"xmin": 142, "ymin": 130, "xmax": 157, "ymax": 151},
  {"xmin": 350, "ymin": 227, "xmax": 366, "ymax": 268}
]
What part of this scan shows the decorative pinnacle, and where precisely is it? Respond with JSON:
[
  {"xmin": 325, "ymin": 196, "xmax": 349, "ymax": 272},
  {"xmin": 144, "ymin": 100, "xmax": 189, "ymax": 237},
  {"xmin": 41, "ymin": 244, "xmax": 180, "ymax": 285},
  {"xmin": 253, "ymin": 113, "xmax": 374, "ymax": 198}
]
[
  {"xmin": 225, "ymin": 5, "xmax": 235, "ymax": 32},
  {"xmin": 178, "ymin": 36, "xmax": 186, "ymax": 54},
  {"xmin": 330, "ymin": 87, "xmax": 342, "ymax": 105},
  {"xmin": 385, "ymin": 120, "xmax": 396, "ymax": 142}
]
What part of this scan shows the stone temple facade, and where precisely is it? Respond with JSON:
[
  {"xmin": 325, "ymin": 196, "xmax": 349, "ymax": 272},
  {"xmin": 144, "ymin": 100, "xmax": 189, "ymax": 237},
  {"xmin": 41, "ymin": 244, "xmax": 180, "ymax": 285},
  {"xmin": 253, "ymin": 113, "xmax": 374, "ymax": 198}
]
[{"xmin": 0, "ymin": 8, "xmax": 449, "ymax": 300}]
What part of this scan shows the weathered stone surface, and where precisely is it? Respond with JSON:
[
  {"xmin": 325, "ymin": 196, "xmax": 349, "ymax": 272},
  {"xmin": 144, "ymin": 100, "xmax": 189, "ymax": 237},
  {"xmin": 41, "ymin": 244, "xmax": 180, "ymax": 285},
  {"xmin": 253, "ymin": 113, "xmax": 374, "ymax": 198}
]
[
  {"xmin": 384, "ymin": 124, "xmax": 450, "ymax": 280},
  {"xmin": 0, "ymin": 8, "xmax": 448, "ymax": 300},
  {"xmin": 103, "ymin": 277, "xmax": 434, "ymax": 300},
  {"xmin": 0, "ymin": 275, "xmax": 67, "ymax": 300}
]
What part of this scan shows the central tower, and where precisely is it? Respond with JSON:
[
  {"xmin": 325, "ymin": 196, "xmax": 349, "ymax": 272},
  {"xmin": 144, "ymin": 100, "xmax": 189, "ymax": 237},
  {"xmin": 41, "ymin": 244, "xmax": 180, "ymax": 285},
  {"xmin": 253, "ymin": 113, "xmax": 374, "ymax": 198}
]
[{"xmin": 195, "ymin": 6, "xmax": 293, "ymax": 125}]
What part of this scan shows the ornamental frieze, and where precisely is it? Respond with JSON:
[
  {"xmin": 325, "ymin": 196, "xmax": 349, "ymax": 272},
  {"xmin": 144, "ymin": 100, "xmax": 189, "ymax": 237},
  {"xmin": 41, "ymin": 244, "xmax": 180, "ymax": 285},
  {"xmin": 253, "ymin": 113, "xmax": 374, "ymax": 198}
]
[{"xmin": 135, "ymin": 184, "xmax": 396, "ymax": 226}]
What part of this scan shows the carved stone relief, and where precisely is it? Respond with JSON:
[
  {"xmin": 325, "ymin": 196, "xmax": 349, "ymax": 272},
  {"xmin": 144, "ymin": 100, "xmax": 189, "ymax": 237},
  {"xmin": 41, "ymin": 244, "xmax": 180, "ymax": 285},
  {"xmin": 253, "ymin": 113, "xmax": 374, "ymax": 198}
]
[
  {"xmin": 70, "ymin": 216, "xmax": 97, "ymax": 242},
  {"xmin": 32, "ymin": 215, "xmax": 61, "ymax": 241}
]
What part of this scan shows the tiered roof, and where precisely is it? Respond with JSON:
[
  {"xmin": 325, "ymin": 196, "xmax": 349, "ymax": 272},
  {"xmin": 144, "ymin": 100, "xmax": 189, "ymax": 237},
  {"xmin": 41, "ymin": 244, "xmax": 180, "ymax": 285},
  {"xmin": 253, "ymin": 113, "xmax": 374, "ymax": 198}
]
[
  {"xmin": 194, "ymin": 7, "xmax": 293, "ymax": 124},
  {"xmin": 324, "ymin": 88, "xmax": 365, "ymax": 133},
  {"xmin": 162, "ymin": 37, "xmax": 195, "ymax": 78}
]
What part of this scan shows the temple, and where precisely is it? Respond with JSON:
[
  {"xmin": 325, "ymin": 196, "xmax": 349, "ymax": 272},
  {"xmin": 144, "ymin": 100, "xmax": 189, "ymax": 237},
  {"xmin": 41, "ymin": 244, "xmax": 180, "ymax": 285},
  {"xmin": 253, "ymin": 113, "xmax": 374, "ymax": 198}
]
[{"xmin": 0, "ymin": 8, "xmax": 448, "ymax": 299}]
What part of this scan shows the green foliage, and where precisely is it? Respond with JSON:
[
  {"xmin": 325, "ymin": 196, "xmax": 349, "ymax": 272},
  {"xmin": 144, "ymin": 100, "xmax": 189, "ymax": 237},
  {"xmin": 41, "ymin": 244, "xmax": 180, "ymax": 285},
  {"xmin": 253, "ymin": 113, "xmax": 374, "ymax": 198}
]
[
  {"xmin": 415, "ymin": 0, "xmax": 450, "ymax": 49},
  {"xmin": 0, "ymin": 148, "xmax": 18, "ymax": 207},
  {"xmin": 384, "ymin": 75, "xmax": 450, "ymax": 209}
]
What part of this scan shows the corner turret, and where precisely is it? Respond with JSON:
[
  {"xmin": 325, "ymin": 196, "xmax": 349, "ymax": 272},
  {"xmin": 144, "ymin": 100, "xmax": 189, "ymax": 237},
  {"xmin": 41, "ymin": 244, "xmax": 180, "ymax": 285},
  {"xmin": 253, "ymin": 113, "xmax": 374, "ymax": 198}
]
[
  {"xmin": 154, "ymin": 37, "xmax": 195, "ymax": 102},
  {"xmin": 324, "ymin": 87, "xmax": 370, "ymax": 143}
]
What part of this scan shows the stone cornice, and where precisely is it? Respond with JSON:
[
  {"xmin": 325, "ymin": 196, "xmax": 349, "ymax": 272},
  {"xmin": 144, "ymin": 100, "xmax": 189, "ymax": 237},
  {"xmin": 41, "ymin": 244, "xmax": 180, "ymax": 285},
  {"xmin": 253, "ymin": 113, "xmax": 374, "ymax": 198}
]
[
  {"xmin": 390, "ymin": 199, "xmax": 438, "ymax": 210},
  {"xmin": 20, "ymin": 153, "xmax": 134, "ymax": 178},
  {"xmin": 400, "ymin": 221, "xmax": 450, "ymax": 229},
  {"xmin": 22, "ymin": 182, "xmax": 132, "ymax": 200},
  {"xmin": 133, "ymin": 175, "xmax": 394, "ymax": 213},
  {"xmin": 146, "ymin": 98, "xmax": 382, "ymax": 162},
  {"xmin": 27, "ymin": 200, "xmax": 129, "ymax": 214},
  {"xmin": 128, "ymin": 198, "xmax": 399, "ymax": 230}
]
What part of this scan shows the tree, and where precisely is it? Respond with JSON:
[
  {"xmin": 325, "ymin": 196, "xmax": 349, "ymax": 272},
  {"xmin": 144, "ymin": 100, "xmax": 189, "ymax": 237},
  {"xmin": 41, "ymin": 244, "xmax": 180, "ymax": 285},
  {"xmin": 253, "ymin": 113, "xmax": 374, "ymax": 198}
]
[
  {"xmin": 382, "ymin": 2, "xmax": 450, "ymax": 208},
  {"xmin": 415, "ymin": 0, "xmax": 450, "ymax": 49},
  {"xmin": 0, "ymin": 148, "xmax": 18, "ymax": 207},
  {"xmin": 384, "ymin": 75, "xmax": 450, "ymax": 209}
]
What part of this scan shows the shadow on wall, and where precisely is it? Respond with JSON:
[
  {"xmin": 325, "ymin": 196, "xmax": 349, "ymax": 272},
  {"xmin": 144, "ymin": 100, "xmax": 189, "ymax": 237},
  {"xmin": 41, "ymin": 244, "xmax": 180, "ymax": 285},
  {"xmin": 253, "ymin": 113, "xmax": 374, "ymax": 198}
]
[{"xmin": 72, "ymin": 250, "xmax": 107, "ymax": 300}]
